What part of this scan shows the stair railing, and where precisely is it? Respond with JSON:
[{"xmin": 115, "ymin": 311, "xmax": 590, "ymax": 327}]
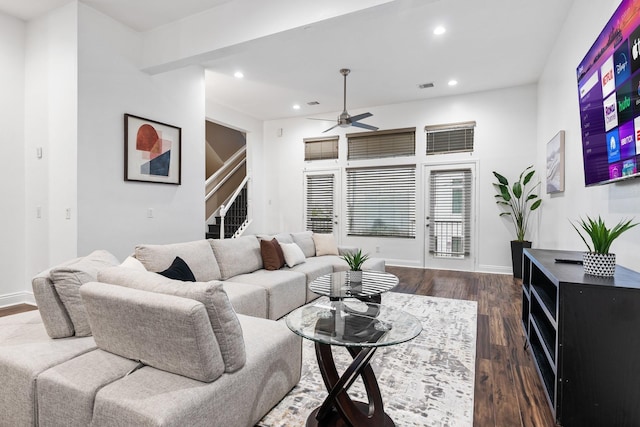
[
  {"xmin": 205, "ymin": 147, "xmax": 246, "ymax": 205},
  {"xmin": 219, "ymin": 176, "xmax": 249, "ymax": 239}
]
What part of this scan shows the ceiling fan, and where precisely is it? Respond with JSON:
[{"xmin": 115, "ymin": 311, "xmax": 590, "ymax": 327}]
[{"xmin": 309, "ymin": 68, "xmax": 378, "ymax": 133}]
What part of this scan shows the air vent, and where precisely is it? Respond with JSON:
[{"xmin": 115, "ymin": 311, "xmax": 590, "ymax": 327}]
[
  {"xmin": 418, "ymin": 82, "xmax": 434, "ymax": 89},
  {"xmin": 307, "ymin": 101, "xmax": 320, "ymax": 105}
]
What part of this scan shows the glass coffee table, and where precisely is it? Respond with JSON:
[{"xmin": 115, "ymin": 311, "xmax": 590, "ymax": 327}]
[
  {"xmin": 309, "ymin": 270, "xmax": 399, "ymax": 304},
  {"xmin": 286, "ymin": 299, "xmax": 422, "ymax": 427}
]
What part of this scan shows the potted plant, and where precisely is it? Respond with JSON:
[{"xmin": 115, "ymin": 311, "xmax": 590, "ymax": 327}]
[
  {"xmin": 493, "ymin": 165, "xmax": 542, "ymax": 278},
  {"xmin": 571, "ymin": 215, "xmax": 637, "ymax": 277},
  {"xmin": 341, "ymin": 249, "xmax": 370, "ymax": 283}
]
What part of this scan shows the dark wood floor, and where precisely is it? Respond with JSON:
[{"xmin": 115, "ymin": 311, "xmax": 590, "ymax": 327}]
[
  {"xmin": 386, "ymin": 265, "xmax": 556, "ymax": 427},
  {"xmin": 2, "ymin": 267, "xmax": 555, "ymax": 426}
]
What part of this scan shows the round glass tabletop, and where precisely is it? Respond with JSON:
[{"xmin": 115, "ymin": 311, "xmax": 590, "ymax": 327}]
[
  {"xmin": 308, "ymin": 270, "xmax": 399, "ymax": 299},
  {"xmin": 285, "ymin": 299, "xmax": 422, "ymax": 348}
]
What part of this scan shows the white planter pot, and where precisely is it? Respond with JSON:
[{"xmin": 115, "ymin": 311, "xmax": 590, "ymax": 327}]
[
  {"xmin": 583, "ymin": 252, "xmax": 616, "ymax": 277},
  {"xmin": 349, "ymin": 270, "xmax": 362, "ymax": 283}
]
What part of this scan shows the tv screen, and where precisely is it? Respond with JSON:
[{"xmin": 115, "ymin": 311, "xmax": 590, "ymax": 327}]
[{"xmin": 577, "ymin": 0, "xmax": 640, "ymax": 186}]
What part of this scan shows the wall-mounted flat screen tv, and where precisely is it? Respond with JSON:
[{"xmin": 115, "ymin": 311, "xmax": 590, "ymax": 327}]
[{"xmin": 577, "ymin": 0, "xmax": 640, "ymax": 186}]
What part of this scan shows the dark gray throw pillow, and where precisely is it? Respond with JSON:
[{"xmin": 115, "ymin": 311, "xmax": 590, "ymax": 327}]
[{"xmin": 158, "ymin": 256, "xmax": 196, "ymax": 282}]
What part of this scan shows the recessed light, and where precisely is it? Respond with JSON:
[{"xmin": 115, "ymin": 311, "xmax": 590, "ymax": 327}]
[
  {"xmin": 293, "ymin": 104, "xmax": 301, "ymax": 110},
  {"xmin": 234, "ymin": 71, "xmax": 244, "ymax": 79},
  {"xmin": 448, "ymin": 79, "xmax": 458, "ymax": 86},
  {"xmin": 434, "ymin": 26, "xmax": 446, "ymax": 36}
]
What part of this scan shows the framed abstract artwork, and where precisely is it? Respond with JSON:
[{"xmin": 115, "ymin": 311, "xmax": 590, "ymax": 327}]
[
  {"xmin": 124, "ymin": 114, "xmax": 182, "ymax": 185},
  {"xmin": 546, "ymin": 130, "xmax": 565, "ymax": 193}
]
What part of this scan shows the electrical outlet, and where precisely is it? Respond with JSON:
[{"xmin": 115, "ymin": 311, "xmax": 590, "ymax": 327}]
[
  {"xmin": 36, "ymin": 147, "xmax": 43, "ymax": 159},
  {"xmin": 36, "ymin": 206, "xmax": 41, "ymax": 219},
  {"xmin": 376, "ymin": 246, "xmax": 380, "ymax": 253},
  {"xmin": 65, "ymin": 208, "xmax": 71, "ymax": 220},
  {"xmin": 147, "ymin": 208, "xmax": 154, "ymax": 218}
]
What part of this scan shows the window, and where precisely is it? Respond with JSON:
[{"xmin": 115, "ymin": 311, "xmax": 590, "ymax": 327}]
[
  {"xmin": 347, "ymin": 128, "xmax": 415, "ymax": 160},
  {"xmin": 428, "ymin": 169, "xmax": 472, "ymax": 258},
  {"xmin": 305, "ymin": 174, "xmax": 335, "ymax": 233},
  {"xmin": 346, "ymin": 166, "xmax": 416, "ymax": 238},
  {"xmin": 304, "ymin": 136, "xmax": 339, "ymax": 161},
  {"xmin": 425, "ymin": 121, "xmax": 476, "ymax": 155}
]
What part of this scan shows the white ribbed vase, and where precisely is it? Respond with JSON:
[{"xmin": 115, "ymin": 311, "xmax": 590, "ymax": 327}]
[
  {"xmin": 349, "ymin": 270, "xmax": 363, "ymax": 283},
  {"xmin": 583, "ymin": 252, "xmax": 616, "ymax": 277}
]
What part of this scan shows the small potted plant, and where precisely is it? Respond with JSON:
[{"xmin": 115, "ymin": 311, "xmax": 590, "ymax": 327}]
[
  {"xmin": 341, "ymin": 249, "xmax": 370, "ymax": 283},
  {"xmin": 571, "ymin": 215, "xmax": 637, "ymax": 277},
  {"xmin": 493, "ymin": 165, "xmax": 542, "ymax": 278}
]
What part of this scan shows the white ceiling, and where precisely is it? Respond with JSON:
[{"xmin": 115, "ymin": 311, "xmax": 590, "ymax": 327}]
[{"xmin": 0, "ymin": 0, "xmax": 575, "ymax": 122}]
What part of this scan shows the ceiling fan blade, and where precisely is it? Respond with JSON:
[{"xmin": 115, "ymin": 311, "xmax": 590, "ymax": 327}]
[
  {"xmin": 323, "ymin": 124, "xmax": 340, "ymax": 133},
  {"xmin": 348, "ymin": 112, "xmax": 373, "ymax": 122},
  {"xmin": 350, "ymin": 122, "xmax": 379, "ymax": 131},
  {"xmin": 307, "ymin": 117, "xmax": 335, "ymax": 122}
]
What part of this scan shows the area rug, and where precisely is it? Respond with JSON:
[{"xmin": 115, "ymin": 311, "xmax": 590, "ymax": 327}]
[{"xmin": 256, "ymin": 292, "xmax": 477, "ymax": 426}]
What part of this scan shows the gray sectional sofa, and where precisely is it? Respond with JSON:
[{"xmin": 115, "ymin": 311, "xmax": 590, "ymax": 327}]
[{"xmin": 0, "ymin": 231, "xmax": 384, "ymax": 426}]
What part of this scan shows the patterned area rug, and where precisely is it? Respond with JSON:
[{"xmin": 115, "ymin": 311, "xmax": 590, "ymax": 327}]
[{"xmin": 257, "ymin": 292, "xmax": 477, "ymax": 427}]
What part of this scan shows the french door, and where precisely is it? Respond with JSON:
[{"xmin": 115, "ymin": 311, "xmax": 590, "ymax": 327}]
[
  {"xmin": 424, "ymin": 162, "xmax": 477, "ymax": 271},
  {"xmin": 304, "ymin": 170, "xmax": 340, "ymax": 236}
]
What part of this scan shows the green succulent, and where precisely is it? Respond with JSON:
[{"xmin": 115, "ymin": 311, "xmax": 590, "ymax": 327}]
[
  {"xmin": 493, "ymin": 165, "xmax": 542, "ymax": 241},
  {"xmin": 571, "ymin": 215, "xmax": 637, "ymax": 254},
  {"xmin": 341, "ymin": 249, "xmax": 370, "ymax": 271}
]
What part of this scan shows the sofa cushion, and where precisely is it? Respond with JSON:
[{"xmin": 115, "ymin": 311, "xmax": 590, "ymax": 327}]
[
  {"xmin": 91, "ymin": 314, "xmax": 302, "ymax": 427},
  {"xmin": 260, "ymin": 239, "xmax": 284, "ymax": 271},
  {"xmin": 98, "ymin": 267, "xmax": 245, "ymax": 373},
  {"xmin": 81, "ymin": 282, "xmax": 225, "ymax": 383},
  {"xmin": 32, "ymin": 260, "xmax": 79, "ymax": 338},
  {"xmin": 209, "ymin": 235, "xmax": 263, "ymax": 280},
  {"xmin": 0, "ymin": 311, "xmax": 96, "ymax": 426},
  {"xmin": 226, "ymin": 270, "xmax": 306, "ymax": 320},
  {"xmin": 158, "ymin": 256, "xmax": 196, "ymax": 282},
  {"xmin": 291, "ymin": 231, "xmax": 316, "ymax": 257},
  {"xmin": 222, "ymin": 282, "xmax": 268, "ymax": 318},
  {"xmin": 37, "ymin": 349, "xmax": 139, "ymax": 427},
  {"xmin": 280, "ymin": 242, "xmax": 306, "ymax": 268},
  {"xmin": 49, "ymin": 250, "xmax": 120, "ymax": 337},
  {"xmin": 312, "ymin": 233, "xmax": 339, "ymax": 256},
  {"xmin": 134, "ymin": 240, "xmax": 222, "ymax": 281}
]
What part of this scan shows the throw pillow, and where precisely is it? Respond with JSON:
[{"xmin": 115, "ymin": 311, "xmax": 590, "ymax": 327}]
[
  {"xmin": 135, "ymin": 240, "xmax": 222, "ymax": 281},
  {"xmin": 158, "ymin": 256, "xmax": 196, "ymax": 282},
  {"xmin": 280, "ymin": 242, "xmax": 306, "ymax": 268},
  {"xmin": 271, "ymin": 238, "xmax": 286, "ymax": 267},
  {"xmin": 291, "ymin": 231, "xmax": 316, "ymax": 257},
  {"xmin": 260, "ymin": 239, "xmax": 284, "ymax": 270},
  {"xmin": 120, "ymin": 256, "xmax": 146, "ymax": 271},
  {"xmin": 312, "ymin": 233, "xmax": 339, "ymax": 256}
]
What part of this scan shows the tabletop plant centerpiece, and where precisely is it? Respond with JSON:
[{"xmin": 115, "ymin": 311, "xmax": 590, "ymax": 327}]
[
  {"xmin": 492, "ymin": 165, "xmax": 542, "ymax": 279},
  {"xmin": 342, "ymin": 249, "xmax": 370, "ymax": 283},
  {"xmin": 571, "ymin": 215, "xmax": 637, "ymax": 277}
]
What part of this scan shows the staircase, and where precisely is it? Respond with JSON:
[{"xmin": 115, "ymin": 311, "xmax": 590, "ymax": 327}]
[
  {"xmin": 205, "ymin": 145, "xmax": 250, "ymax": 239},
  {"xmin": 206, "ymin": 183, "xmax": 249, "ymax": 239}
]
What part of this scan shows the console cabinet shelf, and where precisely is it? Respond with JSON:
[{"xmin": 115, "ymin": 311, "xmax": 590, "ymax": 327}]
[{"xmin": 522, "ymin": 249, "xmax": 640, "ymax": 427}]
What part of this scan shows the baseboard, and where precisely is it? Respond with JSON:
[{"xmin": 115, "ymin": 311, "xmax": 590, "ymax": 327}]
[
  {"xmin": 0, "ymin": 291, "xmax": 36, "ymax": 309},
  {"xmin": 477, "ymin": 264, "xmax": 513, "ymax": 275}
]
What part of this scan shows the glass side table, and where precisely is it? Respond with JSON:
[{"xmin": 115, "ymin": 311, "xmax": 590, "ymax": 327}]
[
  {"xmin": 286, "ymin": 299, "xmax": 422, "ymax": 427},
  {"xmin": 308, "ymin": 270, "xmax": 399, "ymax": 304}
]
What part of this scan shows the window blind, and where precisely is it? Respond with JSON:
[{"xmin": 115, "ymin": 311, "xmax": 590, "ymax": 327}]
[
  {"xmin": 304, "ymin": 136, "xmax": 339, "ymax": 161},
  {"xmin": 347, "ymin": 128, "xmax": 415, "ymax": 160},
  {"xmin": 425, "ymin": 121, "xmax": 476, "ymax": 155},
  {"xmin": 346, "ymin": 166, "xmax": 416, "ymax": 238},
  {"xmin": 428, "ymin": 169, "xmax": 472, "ymax": 257},
  {"xmin": 305, "ymin": 174, "xmax": 334, "ymax": 233}
]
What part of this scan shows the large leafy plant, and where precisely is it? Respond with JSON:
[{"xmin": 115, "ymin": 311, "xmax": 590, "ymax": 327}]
[
  {"xmin": 341, "ymin": 249, "xmax": 370, "ymax": 271},
  {"xmin": 571, "ymin": 215, "xmax": 637, "ymax": 254},
  {"xmin": 493, "ymin": 165, "xmax": 542, "ymax": 241}
]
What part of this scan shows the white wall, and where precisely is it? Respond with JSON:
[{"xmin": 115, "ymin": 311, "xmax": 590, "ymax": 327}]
[
  {"xmin": 537, "ymin": 0, "xmax": 640, "ymax": 271},
  {"xmin": 261, "ymin": 84, "xmax": 539, "ymax": 272},
  {"xmin": 0, "ymin": 12, "xmax": 27, "ymax": 306},
  {"xmin": 77, "ymin": 4, "xmax": 206, "ymax": 260}
]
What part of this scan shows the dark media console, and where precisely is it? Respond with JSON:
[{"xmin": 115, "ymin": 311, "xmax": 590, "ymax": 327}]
[{"xmin": 522, "ymin": 249, "xmax": 640, "ymax": 426}]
